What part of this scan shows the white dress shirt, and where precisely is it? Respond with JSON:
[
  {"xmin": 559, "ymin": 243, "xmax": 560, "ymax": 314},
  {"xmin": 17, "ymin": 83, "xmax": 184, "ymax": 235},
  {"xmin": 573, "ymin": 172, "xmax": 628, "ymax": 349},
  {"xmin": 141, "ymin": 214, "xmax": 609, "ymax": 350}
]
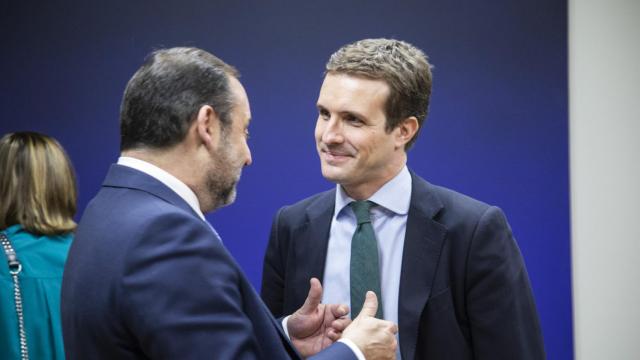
[{"xmin": 322, "ymin": 165, "xmax": 412, "ymax": 359}]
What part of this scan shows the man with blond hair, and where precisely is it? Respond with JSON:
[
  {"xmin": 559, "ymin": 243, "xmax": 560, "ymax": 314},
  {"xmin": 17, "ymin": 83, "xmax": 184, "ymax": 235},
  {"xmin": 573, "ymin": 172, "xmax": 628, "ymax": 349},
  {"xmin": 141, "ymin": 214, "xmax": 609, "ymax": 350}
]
[{"xmin": 262, "ymin": 38, "xmax": 545, "ymax": 359}]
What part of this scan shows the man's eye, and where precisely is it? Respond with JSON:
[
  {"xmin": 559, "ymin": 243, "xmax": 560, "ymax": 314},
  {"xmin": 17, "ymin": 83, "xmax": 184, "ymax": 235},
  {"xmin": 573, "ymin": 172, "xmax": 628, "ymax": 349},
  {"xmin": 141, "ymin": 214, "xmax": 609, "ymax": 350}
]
[
  {"xmin": 319, "ymin": 109, "xmax": 330, "ymax": 119},
  {"xmin": 345, "ymin": 115, "xmax": 362, "ymax": 125}
]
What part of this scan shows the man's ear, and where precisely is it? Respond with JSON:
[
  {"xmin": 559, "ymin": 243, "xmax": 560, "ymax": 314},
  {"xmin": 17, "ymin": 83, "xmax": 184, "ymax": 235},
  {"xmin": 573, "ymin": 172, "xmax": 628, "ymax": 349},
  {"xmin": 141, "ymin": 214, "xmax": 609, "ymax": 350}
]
[
  {"xmin": 194, "ymin": 105, "xmax": 221, "ymax": 150},
  {"xmin": 395, "ymin": 116, "xmax": 419, "ymax": 149}
]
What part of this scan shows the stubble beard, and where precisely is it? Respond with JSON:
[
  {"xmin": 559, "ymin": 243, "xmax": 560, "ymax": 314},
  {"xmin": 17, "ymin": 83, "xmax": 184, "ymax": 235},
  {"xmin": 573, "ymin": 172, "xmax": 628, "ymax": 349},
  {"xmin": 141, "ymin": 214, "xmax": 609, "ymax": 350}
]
[{"xmin": 204, "ymin": 140, "xmax": 240, "ymax": 212}]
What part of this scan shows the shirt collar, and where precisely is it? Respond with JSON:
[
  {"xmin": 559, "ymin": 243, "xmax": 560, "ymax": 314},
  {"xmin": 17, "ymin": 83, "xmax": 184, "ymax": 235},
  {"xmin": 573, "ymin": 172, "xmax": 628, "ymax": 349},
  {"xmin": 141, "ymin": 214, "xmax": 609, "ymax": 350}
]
[
  {"xmin": 334, "ymin": 165, "xmax": 412, "ymax": 218},
  {"xmin": 117, "ymin": 156, "xmax": 206, "ymax": 221}
]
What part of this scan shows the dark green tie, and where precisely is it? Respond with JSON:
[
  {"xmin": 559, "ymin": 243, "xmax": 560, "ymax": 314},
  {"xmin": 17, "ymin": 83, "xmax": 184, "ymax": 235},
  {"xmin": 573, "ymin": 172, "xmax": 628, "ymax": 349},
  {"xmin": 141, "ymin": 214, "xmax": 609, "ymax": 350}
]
[{"xmin": 350, "ymin": 200, "xmax": 383, "ymax": 319}]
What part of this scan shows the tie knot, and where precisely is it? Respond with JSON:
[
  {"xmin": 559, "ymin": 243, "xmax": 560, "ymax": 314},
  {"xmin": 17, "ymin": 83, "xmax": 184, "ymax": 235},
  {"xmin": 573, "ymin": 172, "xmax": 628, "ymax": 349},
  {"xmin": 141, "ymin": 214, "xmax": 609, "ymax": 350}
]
[{"xmin": 350, "ymin": 201, "xmax": 373, "ymax": 225}]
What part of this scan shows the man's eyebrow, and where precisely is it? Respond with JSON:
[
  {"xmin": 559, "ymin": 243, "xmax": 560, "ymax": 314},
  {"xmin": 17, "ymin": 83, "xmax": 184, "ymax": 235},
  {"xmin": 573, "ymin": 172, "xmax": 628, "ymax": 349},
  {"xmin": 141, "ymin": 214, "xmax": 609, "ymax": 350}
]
[
  {"xmin": 316, "ymin": 104, "xmax": 367, "ymax": 119},
  {"xmin": 338, "ymin": 109, "xmax": 367, "ymax": 120}
]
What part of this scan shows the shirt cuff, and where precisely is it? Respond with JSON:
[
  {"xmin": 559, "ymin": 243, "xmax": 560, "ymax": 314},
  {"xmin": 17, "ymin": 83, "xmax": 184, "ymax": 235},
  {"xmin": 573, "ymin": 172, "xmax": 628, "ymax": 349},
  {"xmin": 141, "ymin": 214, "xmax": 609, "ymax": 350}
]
[
  {"xmin": 282, "ymin": 315, "xmax": 291, "ymax": 339},
  {"xmin": 338, "ymin": 338, "xmax": 366, "ymax": 360}
]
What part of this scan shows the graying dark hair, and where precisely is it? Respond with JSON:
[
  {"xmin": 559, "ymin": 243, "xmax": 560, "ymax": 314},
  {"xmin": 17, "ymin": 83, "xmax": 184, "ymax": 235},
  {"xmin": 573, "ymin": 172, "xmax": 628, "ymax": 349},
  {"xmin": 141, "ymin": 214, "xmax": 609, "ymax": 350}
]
[{"xmin": 120, "ymin": 47, "xmax": 239, "ymax": 151}]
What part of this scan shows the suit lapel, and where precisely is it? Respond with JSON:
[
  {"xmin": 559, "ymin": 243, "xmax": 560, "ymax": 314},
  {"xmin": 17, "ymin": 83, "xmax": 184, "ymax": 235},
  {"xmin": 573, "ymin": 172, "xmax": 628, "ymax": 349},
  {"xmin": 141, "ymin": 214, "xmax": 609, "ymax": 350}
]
[
  {"xmin": 293, "ymin": 191, "xmax": 335, "ymax": 305},
  {"xmin": 398, "ymin": 173, "xmax": 446, "ymax": 360}
]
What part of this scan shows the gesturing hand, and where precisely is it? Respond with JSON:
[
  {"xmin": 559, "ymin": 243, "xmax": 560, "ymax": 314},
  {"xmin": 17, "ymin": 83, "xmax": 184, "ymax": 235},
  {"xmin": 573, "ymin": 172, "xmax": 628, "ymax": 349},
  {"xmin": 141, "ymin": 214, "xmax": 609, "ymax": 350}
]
[
  {"xmin": 342, "ymin": 291, "xmax": 398, "ymax": 360},
  {"xmin": 287, "ymin": 278, "xmax": 351, "ymax": 357}
]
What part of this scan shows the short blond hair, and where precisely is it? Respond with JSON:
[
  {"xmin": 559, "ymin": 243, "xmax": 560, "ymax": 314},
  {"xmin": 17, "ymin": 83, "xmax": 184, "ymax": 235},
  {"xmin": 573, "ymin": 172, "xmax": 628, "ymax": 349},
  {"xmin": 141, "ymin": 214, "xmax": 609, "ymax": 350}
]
[
  {"xmin": 326, "ymin": 38, "xmax": 433, "ymax": 149},
  {"xmin": 0, "ymin": 132, "xmax": 77, "ymax": 235}
]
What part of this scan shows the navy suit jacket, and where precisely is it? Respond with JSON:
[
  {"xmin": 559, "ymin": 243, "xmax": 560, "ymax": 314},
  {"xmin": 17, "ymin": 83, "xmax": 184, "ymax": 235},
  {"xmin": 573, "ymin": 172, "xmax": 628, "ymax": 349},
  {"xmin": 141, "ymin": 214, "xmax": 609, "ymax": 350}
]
[
  {"xmin": 261, "ymin": 171, "xmax": 545, "ymax": 360},
  {"xmin": 61, "ymin": 164, "xmax": 355, "ymax": 360}
]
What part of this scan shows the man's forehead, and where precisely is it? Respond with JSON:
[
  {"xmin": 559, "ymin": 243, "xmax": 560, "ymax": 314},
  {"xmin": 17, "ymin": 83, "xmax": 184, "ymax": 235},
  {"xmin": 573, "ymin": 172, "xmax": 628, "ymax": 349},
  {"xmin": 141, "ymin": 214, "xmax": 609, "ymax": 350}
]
[
  {"xmin": 228, "ymin": 76, "xmax": 251, "ymax": 122},
  {"xmin": 318, "ymin": 73, "xmax": 389, "ymax": 109},
  {"xmin": 228, "ymin": 76, "xmax": 248, "ymax": 102}
]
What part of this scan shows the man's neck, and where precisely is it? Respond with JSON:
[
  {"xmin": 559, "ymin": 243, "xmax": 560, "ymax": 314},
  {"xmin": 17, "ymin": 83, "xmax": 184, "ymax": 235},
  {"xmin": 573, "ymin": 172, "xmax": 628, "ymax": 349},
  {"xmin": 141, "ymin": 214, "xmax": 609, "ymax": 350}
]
[
  {"xmin": 122, "ymin": 148, "xmax": 188, "ymax": 182},
  {"xmin": 117, "ymin": 154, "xmax": 209, "ymax": 220},
  {"xmin": 341, "ymin": 159, "xmax": 407, "ymax": 200}
]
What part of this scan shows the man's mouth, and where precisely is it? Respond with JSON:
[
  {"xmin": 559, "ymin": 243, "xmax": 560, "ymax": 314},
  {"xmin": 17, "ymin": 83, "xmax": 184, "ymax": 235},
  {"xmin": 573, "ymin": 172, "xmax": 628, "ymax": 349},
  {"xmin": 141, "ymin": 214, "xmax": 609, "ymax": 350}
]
[{"xmin": 321, "ymin": 147, "xmax": 354, "ymax": 164}]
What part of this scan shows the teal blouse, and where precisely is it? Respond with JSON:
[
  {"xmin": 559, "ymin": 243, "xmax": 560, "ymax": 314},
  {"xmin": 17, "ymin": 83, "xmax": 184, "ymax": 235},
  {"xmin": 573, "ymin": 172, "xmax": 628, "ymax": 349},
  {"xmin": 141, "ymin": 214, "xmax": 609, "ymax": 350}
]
[{"xmin": 0, "ymin": 224, "xmax": 72, "ymax": 360}]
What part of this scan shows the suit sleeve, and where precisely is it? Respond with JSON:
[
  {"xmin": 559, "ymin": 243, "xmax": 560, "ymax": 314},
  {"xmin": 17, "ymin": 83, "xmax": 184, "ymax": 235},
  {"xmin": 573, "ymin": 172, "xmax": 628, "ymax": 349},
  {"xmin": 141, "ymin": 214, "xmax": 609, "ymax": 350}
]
[
  {"xmin": 261, "ymin": 207, "xmax": 287, "ymax": 317},
  {"xmin": 118, "ymin": 211, "xmax": 261, "ymax": 359},
  {"xmin": 465, "ymin": 206, "xmax": 546, "ymax": 360},
  {"xmin": 310, "ymin": 342, "xmax": 358, "ymax": 360}
]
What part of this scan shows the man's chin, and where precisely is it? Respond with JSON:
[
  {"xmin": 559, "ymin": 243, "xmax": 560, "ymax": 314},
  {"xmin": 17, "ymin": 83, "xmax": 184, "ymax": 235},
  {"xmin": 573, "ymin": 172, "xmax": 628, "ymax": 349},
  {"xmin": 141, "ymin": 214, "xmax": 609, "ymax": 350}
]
[
  {"xmin": 320, "ymin": 166, "xmax": 351, "ymax": 184},
  {"xmin": 205, "ymin": 186, "xmax": 237, "ymax": 212},
  {"xmin": 220, "ymin": 187, "xmax": 237, "ymax": 207}
]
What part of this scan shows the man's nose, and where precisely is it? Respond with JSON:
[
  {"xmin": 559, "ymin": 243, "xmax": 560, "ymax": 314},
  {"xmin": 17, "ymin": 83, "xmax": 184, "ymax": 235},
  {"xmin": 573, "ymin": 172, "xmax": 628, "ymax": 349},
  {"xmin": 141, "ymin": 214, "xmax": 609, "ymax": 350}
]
[
  {"xmin": 244, "ymin": 145, "xmax": 252, "ymax": 166},
  {"xmin": 322, "ymin": 118, "xmax": 344, "ymax": 144}
]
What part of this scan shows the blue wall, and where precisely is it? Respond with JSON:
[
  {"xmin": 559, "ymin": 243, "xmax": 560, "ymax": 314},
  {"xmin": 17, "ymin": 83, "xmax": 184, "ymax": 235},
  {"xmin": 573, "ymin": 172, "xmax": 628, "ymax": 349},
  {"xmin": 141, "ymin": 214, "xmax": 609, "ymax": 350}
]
[{"xmin": 1, "ymin": 1, "xmax": 571, "ymax": 358}]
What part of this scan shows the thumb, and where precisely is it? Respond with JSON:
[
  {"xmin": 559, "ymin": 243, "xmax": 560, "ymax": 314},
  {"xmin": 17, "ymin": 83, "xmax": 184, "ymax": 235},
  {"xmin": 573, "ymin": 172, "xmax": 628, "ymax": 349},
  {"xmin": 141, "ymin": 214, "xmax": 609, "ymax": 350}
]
[
  {"xmin": 299, "ymin": 278, "xmax": 322, "ymax": 314},
  {"xmin": 355, "ymin": 291, "xmax": 378, "ymax": 319}
]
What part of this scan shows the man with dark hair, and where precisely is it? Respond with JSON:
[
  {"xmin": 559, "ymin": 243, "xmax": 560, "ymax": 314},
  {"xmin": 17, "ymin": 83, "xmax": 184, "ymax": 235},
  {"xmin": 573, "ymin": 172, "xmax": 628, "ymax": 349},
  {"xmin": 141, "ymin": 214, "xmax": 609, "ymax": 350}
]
[
  {"xmin": 261, "ymin": 38, "xmax": 546, "ymax": 359},
  {"xmin": 61, "ymin": 47, "xmax": 398, "ymax": 359}
]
